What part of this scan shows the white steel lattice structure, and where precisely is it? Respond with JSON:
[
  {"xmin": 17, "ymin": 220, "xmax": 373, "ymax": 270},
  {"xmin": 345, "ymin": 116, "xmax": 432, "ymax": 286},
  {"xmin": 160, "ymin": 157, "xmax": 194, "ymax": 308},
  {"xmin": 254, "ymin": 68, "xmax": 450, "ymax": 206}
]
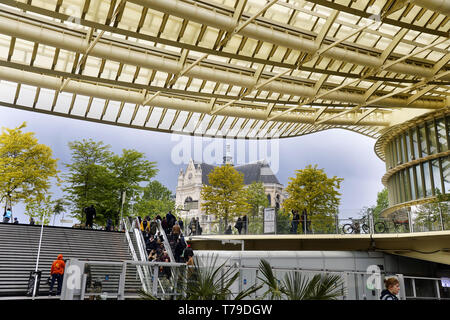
[{"xmin": 0, "ymin": 0, "xmax": 448, "ymax": 141}]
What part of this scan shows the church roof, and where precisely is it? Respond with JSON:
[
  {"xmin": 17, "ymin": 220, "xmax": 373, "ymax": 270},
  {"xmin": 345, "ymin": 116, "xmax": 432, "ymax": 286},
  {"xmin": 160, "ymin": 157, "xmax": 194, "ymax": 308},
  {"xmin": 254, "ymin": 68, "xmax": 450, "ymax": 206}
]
[
  {"xmin": 194, "ymin": 162, "xmax": 216, "ymax": 185},
  {"xmin": 194, "ymin": 161, "xmax": 281, "ymax": 186}
]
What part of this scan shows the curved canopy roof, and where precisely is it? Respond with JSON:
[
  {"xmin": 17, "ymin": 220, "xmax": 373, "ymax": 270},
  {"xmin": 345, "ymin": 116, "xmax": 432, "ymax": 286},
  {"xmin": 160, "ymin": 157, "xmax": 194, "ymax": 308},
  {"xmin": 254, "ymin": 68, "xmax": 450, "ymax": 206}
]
[{"xmin": 0, "ymin": 0, "xmax": 448, "ymax": 139}]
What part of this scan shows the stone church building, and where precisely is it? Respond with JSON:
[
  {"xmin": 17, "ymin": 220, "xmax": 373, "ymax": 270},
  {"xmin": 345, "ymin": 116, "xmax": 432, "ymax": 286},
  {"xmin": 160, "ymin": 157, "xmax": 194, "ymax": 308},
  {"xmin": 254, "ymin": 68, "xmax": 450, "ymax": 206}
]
[{"xmin": 175, "ymin": 156, "xmax": 284, "ymax": 233}]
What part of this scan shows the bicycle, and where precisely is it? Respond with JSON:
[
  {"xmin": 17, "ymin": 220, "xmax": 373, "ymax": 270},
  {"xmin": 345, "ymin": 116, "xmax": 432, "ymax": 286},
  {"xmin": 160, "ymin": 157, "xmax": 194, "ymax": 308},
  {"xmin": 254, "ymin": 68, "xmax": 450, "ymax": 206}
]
[
  {"xmin": 391, "ymin": 218, "xmax": 409, "ymax": 233},
  {"xmin": 342, "ymin": 217, "xmax": 386, "ymax": 234}
]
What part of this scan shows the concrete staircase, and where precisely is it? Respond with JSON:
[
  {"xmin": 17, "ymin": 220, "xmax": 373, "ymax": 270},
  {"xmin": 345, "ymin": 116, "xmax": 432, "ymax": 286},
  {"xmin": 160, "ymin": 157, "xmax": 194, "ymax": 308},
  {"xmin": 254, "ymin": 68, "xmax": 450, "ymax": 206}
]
[{"xmin": 0, "ymin": 223, "xmax": 143, "ymax": 298}]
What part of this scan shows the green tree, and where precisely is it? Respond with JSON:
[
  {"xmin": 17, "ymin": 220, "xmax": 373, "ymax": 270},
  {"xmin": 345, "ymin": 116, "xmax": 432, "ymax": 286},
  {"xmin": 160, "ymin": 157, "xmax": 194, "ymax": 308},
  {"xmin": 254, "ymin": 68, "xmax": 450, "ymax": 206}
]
[
  {"xmin": 276, "ymin": 209, "xmax": 291, "ymax": 234},
  {"xmin": 201, "ymin": 164, "xmax": 250, "ymax": 232},
  {"xmin": 246, "ymin": 181, "xmax": 269, "ymax": 218},
  {"xmin": 245, "ymin": 181, "xmax": 269, "ymax": 234},
  {"xmin": 283, "ymin": 165, "xmax": 343, "ymax": 234},
  {"xmin": 372, "ymin": 188, "xmax": 389, "ymax": 221},
  {"xmin": 24, "ymin": 195, "xmax": 55, "ymax": 225},
  {"xmin": 134, "ymin": 180, "xmax": 175, "ymax": 217},
  {"xmin": 51, "ymin": 198, "xmax": 70, "ymax": 226},
  {"xmin": 108, "ymin": 149, "xmax": 158, "ymax": 221},
  {"xmin": 64, "ymin": 139, "xmax": 157, "ymax": 226},
  {"xmin": 0, "ymin": 122, "xmax": 59, "ymax": 210},
  {"xmin": 414, "ymin": 191, "xmax": 450, "ymax": 231},
  {"xmin": 64, "ymin": 139, "xmax": 115, "ymax": 225}
]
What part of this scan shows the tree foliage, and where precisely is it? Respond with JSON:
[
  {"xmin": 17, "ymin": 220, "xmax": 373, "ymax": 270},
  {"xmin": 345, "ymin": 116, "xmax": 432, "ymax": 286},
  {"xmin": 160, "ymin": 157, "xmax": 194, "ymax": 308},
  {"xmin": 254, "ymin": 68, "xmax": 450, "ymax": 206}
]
[
  {"xmin": 134, "ymin": 180, "xmax": 175, "ymax": 217},
  {"xmin": 64, "ymin": 139, "xmax": 157, "ymax": 226},
  {"xmin": 246, "ymin": 181, "xmax": 269, "ymax": 218},
  {"xmin": 414, "ymin": 190, "xmax": 450, "ymax": 231},
  {"xmin": 24, "ymin": 195, "xmax": 55, "ymax": 225},
  {"xmin": 283, "ymin": 165, "xmax": 343, "ymax": 233},
  {"xmin": 372, "ymin": 188, "xmax": 389, "ymax": 221},
  {"xmin": 201, "ymin": 164, "xmax": 250, "ymax": 230},
  {"xmin": 0, "ymin": 122, "xmax": 59, "ymax": 208},
  {"xmin": 64, "ymin": 139, "xmax": 114, "ymax": 225}
]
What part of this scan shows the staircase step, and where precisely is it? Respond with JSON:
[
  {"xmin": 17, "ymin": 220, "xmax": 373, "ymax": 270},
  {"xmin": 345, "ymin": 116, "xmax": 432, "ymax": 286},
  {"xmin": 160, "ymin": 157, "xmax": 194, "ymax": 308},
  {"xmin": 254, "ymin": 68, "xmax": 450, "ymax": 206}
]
[{"xmin": 0, "ymin": 224, "xmax": 143, "ymax": 297}]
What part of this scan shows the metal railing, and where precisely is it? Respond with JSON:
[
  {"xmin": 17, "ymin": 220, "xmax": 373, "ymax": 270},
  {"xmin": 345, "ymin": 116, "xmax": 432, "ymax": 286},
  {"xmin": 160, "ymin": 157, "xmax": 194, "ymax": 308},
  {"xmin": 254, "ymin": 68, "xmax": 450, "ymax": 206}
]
[
  {"xmin": 180, "ymin": 202, "xmax": 449, "ymax": 236},
  {"xmin": 122, "ymin": 218, "xmax": 149, "ymax": 293},
  {"xmin": 60, "ymin": 258, "xmax": 449, "ymax": 301},
  {"xmin": 60, "ymin": 259, "xmax": 187, "ymax": 300},
  {"xmin": 404, "ymin": 276, "xmax": 450, "ymax": 300}
]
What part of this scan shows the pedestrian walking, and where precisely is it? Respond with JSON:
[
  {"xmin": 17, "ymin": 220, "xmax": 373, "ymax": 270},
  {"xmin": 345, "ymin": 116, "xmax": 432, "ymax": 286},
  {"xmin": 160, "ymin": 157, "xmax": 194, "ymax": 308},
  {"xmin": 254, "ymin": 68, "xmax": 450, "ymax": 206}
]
[
  {"xmin": 106, "ymin": 218, "xmax": 113, "ymax": 231},
  {"xmin": 234, "ymin": 217, "xmax": 243, "ymax": 235},
  {"xmin": 242, "ymin": 215, "xmax": 248, "ymax": 234},
  {"xmin": 49, "ymin": 254, "xmax": 65, "ymax": 296},
  {"xmin": 189, "ymin": 218, "xmax": 197, "ymax": 236},
  {"xmin": 183, "ymin": 244, "xmax": 194, "ymax": 263},
  {"xmin": 195, "ymin": 217, "xmax": 202, "ymax": 235},
  {"xmin": 380, "ymin": 277, "xmax": 400, "ymax": 300},
  {"xmin": 172, "ymin": 221, "xmax": 181, "ymax": 239}
]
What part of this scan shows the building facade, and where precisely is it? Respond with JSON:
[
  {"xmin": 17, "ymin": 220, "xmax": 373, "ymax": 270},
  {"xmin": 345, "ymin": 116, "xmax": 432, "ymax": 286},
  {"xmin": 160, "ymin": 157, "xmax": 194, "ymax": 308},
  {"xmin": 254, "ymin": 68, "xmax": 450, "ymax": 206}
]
[
  {"xmin": 375, "ymin": 109, "xmax": 449, "ymax": 219},
  {"xmin": 175, "ymin": 158, "xmax": 284, "ymax": 232}
]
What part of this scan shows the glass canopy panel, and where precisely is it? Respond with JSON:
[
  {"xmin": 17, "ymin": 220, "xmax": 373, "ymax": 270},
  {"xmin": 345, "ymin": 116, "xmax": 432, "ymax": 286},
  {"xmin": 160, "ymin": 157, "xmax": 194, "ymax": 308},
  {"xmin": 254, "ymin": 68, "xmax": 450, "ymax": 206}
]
[
  {"xmin": 87, "ymin": 98, "xmax": 107, "ymax": 120},
  {"xmin": 184, "ymin": 113, "xmax": 201, "ymax": 133},
  {"xmin": 0, "ymin": 81, "xmax": 18, "ymax": 104},
  {"xmin": 102, "ymin": 100, "xmax": 121, "ymax": 122},
  {"xmin": 0, "ymin": 0, "xmax": 446, "ymax": 140},
  {"xmin": 16, "ymin": 84, "xmax": 36, "ymax": 108}
]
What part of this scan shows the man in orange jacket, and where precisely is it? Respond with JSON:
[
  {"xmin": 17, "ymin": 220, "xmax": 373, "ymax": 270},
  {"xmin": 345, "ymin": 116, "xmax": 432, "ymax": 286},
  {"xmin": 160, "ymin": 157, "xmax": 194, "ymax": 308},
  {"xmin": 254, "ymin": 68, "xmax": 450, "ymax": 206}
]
[{"xmin": 49, "ymin": 254, "xmax": 65, "ymax": 296}]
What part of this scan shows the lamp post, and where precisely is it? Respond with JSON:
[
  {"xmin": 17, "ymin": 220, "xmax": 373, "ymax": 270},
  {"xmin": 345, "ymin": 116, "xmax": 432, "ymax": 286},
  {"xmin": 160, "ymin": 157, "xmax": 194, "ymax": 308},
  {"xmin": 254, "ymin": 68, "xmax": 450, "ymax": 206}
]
[
  {"xmin": 32, "ymin": 213, "xmax": 45, "ymax": 300},
  {"xmin": 119, "ymin": 190, "xmax": 126, "ymax": 231}
]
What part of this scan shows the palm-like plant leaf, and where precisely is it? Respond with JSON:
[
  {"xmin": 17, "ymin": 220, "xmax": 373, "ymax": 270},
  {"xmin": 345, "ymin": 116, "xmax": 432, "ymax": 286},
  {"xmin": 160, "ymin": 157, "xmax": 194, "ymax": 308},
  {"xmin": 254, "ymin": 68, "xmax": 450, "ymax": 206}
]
[
  {"xmin": 138, "ymin": 289, "xmax": 158, "ymax": 300},
  {"xmin": 258, "ymin": 259, "xmax": 345, "ymax": 300},
  {"xmin": 305, "ymin": 273, "xmax": 345, "ymax": 300},
  {"xmin": 182, "ymin": 254, "xmax": 259, "ymax": 300},
  {"xmin": 282, "ymin": 272, "xmax": 313, "ymax": 300},
  {"xmin": 257, "ymin": 259, "xmax": 283, "ymax": 300}
]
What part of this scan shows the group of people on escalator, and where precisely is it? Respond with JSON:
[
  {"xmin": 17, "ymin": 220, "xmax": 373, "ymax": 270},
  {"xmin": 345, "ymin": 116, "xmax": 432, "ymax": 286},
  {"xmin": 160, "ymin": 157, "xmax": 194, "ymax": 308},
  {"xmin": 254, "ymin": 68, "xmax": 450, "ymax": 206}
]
[{"xmin": 139, "ymin": 212, "xmax": 194, "ymax": 269}]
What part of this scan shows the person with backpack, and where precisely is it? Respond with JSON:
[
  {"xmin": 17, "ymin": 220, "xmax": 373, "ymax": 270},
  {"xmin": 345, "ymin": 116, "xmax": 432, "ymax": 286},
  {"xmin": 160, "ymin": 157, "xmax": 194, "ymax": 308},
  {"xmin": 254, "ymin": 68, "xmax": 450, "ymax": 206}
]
[
  {"xmin": 49, "ymin": 254, "xmax": 65, "ymax": 296},
  {"xmin": 149, "ymin": 217, "xmax": 157, "ymax": 236},
  {"xmin": 3, "ymin": 207, "xmax": 12, "ymax": 223},
  {"xmin": 140, "ymin": 216, "xmax": 150, "ymax": 233},
  {"xmin": 380, "ymin": 277, "xmax": 400, "ymax": 300}
]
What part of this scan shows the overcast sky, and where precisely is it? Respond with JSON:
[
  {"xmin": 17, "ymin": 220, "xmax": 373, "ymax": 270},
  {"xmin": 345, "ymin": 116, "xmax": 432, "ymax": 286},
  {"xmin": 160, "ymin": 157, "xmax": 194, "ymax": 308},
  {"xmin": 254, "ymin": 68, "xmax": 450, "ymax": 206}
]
[{"xmin": 0, "ymin": 106, "xmax": 386, "ymax": 226}]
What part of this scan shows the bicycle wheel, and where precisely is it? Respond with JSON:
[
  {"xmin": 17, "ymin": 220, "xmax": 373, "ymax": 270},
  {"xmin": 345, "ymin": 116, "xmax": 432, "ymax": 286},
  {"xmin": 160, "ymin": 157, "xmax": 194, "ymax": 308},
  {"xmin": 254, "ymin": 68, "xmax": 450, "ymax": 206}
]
[
  {"xmin": 374, "ymin": 222, "xmax": 386, "ymax": 233},
  {"xmin": 342, "ymin": 224, "xmax": 353, "ymax": 234},
  {"xmin": 362, "ymin": 224, "xmax": 370, "ymax": 234}
]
